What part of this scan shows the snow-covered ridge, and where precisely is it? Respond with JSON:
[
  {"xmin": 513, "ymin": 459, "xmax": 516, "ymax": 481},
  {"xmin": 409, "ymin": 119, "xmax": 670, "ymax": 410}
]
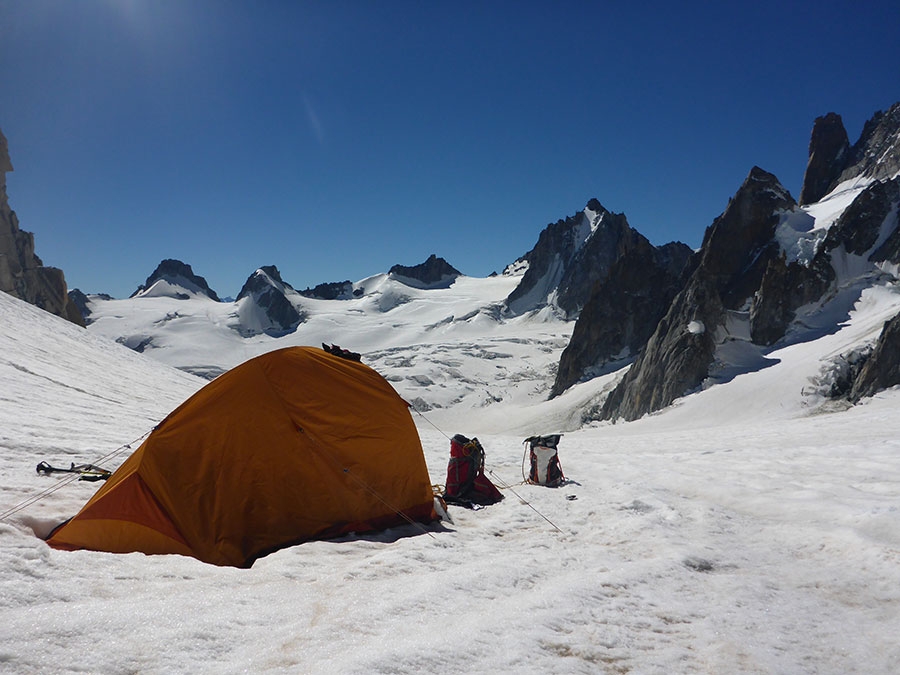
[
  {"xmin": 777, "ymin": 181, "xmax": 872, "ymax": 265},
  {"xmin": 81, "ymin": 165, "xmax": 900, "ymax": 419},
  {"xmin": 133, "ymin": 276, "xmax": 218, "ymax": 300}
]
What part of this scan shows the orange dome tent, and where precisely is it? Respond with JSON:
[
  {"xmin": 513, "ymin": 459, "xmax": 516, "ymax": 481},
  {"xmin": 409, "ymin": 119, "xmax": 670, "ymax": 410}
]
[{"xmin": 46, "ymin": 346, "xmax": 437, "ymax": 567}]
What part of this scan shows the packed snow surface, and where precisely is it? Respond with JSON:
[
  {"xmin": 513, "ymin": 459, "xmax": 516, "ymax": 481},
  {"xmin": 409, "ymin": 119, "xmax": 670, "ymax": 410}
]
[{"xmin": 2, "ymin": 258, "xmax": 899, "ymax": 674}]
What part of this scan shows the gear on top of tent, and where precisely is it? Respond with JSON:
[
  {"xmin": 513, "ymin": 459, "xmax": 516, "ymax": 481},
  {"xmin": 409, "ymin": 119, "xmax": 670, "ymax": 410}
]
[{"xmin": 45, "ymin": 345, "xmax": 438, "ymax": 568}]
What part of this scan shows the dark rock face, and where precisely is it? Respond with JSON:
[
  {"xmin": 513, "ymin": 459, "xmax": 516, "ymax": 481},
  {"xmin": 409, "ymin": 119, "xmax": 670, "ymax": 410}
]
[
  {"xmin": 833, "ymin": 102, "xmax": 900, "ymax": 188},
  {"xmin": 822, "ymin": 177, "xmax": 900, "ymax": 256},
  {"xmin": 67, "ymin": 289, "xmax": 112, "ymax": 325},
  {"xmin": 389, "ymin": 254, "xmax": 460, "ymax": 288},
  {"xmin": 864, "ymin": 177, "xmax": 900, "ymax": 267},
  {"xmin": 0, "ymin": 129, "xmax": 84, "ymax": 326},
  {"xmin": 550, "ymin": 237, "xmax": 694, "ymax": 397},
  {"xmin": 132, "ymin": 259, "xmax": 221, "ymax": 301},
  {"xmin": 799, "ymin": 112, "xmax": 850, "ymax": 206},
  {"xmin": 849, "ymin": 311, "xmax": 900, "ymax": 402},
  {"xmin": 236, "ymin": 265, "xmax": 304, "ymax": 333},
  {"xmin": 655, "ymin": 241, "xmax": 698, "ymax": 277},
  {"xmin": 600, "ymin": 273, "xmax": 723, "ymax": 421},
  {"xmin": 67, "ymin": 288, "xmax": 92, "ymax": 323},
  {"xmin": 749, "ymin": 253, "xmax": 834, "ymax": 346},
  {"xmin": 600, "ymin": 167, "xmax": 796, "ymax": 421},
  {"xmin": 300, "ymin": 280, "xmax": 353, "ymax": 300},
  {"xmin": 557, "ymin": 210, "xmax": 645, "ymax": 317},
  {"xmin": 870, "ymin": 215, "xmax": 900, "ymax": 266},
  {"xmin": 696, "ymin": 167, "xmax": 796, "ymax": 309},
  {"xmin": 506, "ymin": 199, "xmax": 645, "ymax": 317}
]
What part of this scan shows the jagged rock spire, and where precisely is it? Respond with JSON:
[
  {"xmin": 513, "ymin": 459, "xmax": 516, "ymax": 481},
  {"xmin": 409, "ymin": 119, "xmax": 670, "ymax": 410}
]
[{"xmin": 799, "ymin": 112, "xmax": 850, "ymax": 206}]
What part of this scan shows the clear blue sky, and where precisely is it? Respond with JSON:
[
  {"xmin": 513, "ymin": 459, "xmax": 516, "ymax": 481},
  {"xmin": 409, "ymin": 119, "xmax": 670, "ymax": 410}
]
[{"xmin": 1, "ymin": 1, "xmax": 898, "ymax": 298}]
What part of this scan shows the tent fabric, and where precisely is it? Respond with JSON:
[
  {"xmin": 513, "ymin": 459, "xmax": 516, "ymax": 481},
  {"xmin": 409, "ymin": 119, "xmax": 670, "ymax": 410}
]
[{"xmin": 47, "ymin": 346, "xmax": 437, "ymax": 567}]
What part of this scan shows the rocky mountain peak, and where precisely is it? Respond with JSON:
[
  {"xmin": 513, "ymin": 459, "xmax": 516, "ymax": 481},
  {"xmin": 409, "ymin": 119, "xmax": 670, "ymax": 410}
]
[
  {"xmin": 504, "ymin": 199, "xmax": 643, "ymax": 317},
  {"xmin": 389, "ymin": 254, "xmax": 461, "ymax": 289},
  {"xmin": 234, "ymin": 265, "xmax": 304, "ymax": 336},
  {"xmin": 799, "ymin": 112, "xmax": 850, "ymax": 205},
  {"xmin": 585, "ymin": 197, "xmax": 606, "ymax": 214},
  {"xmin": 838, "ymin": 102, "xmax": 900, "ymax": 185},
  {"xmin": 236, "ymin": 265, "xmax": 292, "ymax": 300},
  {"xmin": 131, "ymin": 259, "xmax": 221, "ymax": 301},
  {"xmin": 697, "ymin": 166, "xmax": 795, "ymax": 309}
]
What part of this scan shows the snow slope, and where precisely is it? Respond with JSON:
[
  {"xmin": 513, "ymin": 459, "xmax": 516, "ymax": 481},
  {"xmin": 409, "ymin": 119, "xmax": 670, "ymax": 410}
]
[
  {"xmin": 84, "ymin": 271, "xmax": 576, "ymax": 412},
  {"xmin": 2, "ymin": 260, "xmax": 900, "ymax": 673}
]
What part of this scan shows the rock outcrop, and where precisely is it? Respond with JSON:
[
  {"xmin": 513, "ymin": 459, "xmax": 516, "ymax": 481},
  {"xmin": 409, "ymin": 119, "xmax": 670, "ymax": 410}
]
[
  {"xmin": 824, "ymin": 176, "xmax": 900, "ymax": 258},
  {"xmin": 300, "ymin": 280, "xmax": 355, "ymax": 300},
  {"xmin": 389, "ymin": 254, "xmax": 460, "ymax": 289},
  {"xmin": 0, "ymin": 129, "xmax": 84, "ymax": 326},
  {"xmin": 131, "ymin": 259, "xmax": 221, "ymax": 301},
  {"xmin": 748, "ymin": 252, "xmax": 834, "ymax": 346},
  {"xmin": 849, "ymin": 310, "xmax": 900, "ymax": 402}
]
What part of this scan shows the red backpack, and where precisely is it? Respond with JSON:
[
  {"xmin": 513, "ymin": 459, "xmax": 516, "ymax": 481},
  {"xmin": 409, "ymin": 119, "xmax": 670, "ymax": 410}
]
[{"xmin": 443, "ymin": 434, "xmax": 503, "ymax": 507}]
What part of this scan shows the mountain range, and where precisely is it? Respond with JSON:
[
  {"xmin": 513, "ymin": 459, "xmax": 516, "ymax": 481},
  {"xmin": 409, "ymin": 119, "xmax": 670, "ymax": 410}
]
[{"xmin": 2, "ymin": 102, "xmax": 900, "ymax": 425}]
